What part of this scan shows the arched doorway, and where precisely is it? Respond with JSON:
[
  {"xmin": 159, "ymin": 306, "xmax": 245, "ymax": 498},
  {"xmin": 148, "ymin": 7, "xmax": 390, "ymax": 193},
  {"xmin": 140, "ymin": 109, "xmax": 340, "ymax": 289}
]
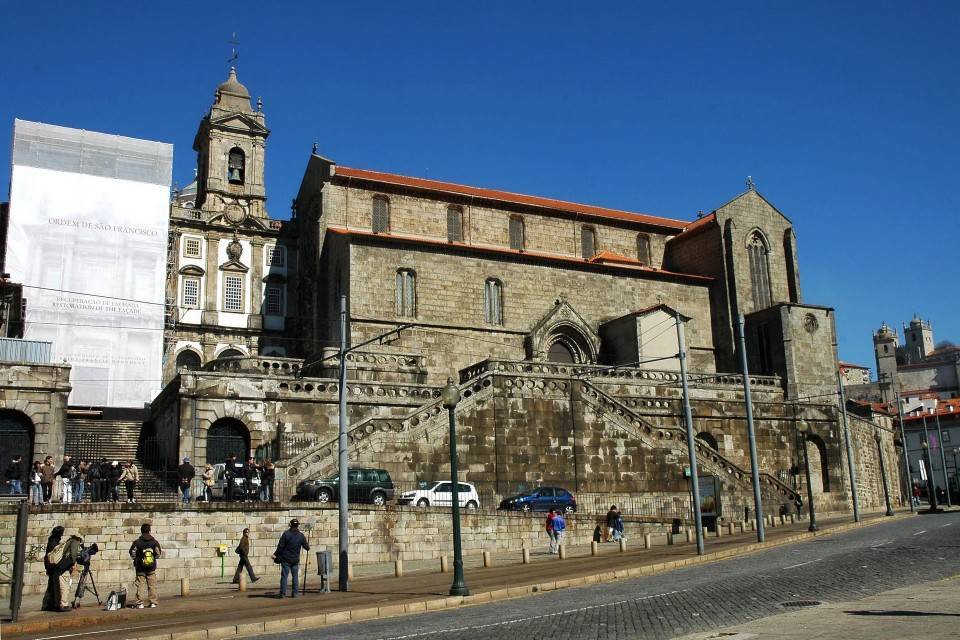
[
  {"xmin": 207, "ymin": 418, "xmax": 250, "ymax": 465},
  {"xmin": 0, "ymin": 410, "xmax": 34, "ymax": 470},
  {"xmin": 696, "ymin": 431, "xmax": 719, "ymax": 450},
  {"xmin": 805, "ymin": 434, "xmax": 830, "ymax": 493},
  {"xmin": 175, "ymin": 349, "xmax": 202, "ymax": 371},
  {"xmin": 545, "ymin": 326, "xmax": 595, "ymax": 365}
]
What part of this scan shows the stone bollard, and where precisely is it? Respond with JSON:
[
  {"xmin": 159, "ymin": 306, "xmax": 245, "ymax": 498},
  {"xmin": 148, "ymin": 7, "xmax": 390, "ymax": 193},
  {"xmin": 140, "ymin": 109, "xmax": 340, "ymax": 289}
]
[
  {"xmin": 619, "ymin": 538, "xmax": 627, "ymax": 553},
  {"xmin": 591, "ymin": 541, "xmax": 599, "ymax": 556},
  {"xmin": 685, "ymin": 528, "xmax": 694, "ymax": 543},
  {"xmin": 440, "ymin": 555, "xmax": 449, "ymax": 573},
  {"xmin": 644, "ymin": 533, "xmax": 653, "ymax": 550},
  {"xmin": 558, "ymin": 545, "xmax": 566, "ymax": 560},
  {"xmin": 348, "ymin": 564, "xmax": 354, "ymax": 580},
  {"xmin": 181, "ymin": 577, "xmax": 190, "ymax": 597},
  {"xmin": 667, "ymin": 532, "xmax": 674, "ymax": 546},
  {"xmin": 727, "ymin": 523, "xmax": 735, "ymax": 536},
  {"xmin": 395, "ymin": 557, "xmax": 404, "ymax": 578},
  {"xmin": 522, "ymin": 548, "xmax": 531, "ymax": 565},
  {"xmin": 238, "ymin": 573, "xmax": 247, "ymax": 592},
  {"xmin": 789, "ymin": 514, "xmax": 795, "ymax": 524},
  {"xmin": 483, "ymin": 551, "xmax": 492, "ymax": 568},
  {"xmin": 714, "ymin": 524, "xmax": 722, "ymax": 538},
  {"xmin": 780, "ymin": 514, "xmax": 786, "ymax": 525}
]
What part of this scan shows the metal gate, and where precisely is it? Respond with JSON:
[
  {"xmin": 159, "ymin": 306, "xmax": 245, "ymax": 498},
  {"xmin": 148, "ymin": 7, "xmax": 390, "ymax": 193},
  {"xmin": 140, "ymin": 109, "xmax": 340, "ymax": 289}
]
[
  {"xmin": 0, "ymin": 412, "xmax": 33, "ymax": 469},
  {"xmin": 206, "ymin": 419, "xmax": 249, "ymax": 465}
]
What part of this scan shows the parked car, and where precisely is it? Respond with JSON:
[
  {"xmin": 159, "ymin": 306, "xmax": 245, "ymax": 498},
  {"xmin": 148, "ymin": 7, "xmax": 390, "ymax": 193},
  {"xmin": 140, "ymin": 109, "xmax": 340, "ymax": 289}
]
[
  {"xmin": 499, "ymin": 487, "xmax": 576, "ymax": 513},
  {"xmin": 296, "ymin": 467, "xmax": 394, "ymax": 505},
  {"xmin": 211, "ymin": 462, "xmax": 260, "ymax": 500},
  {"xmin": 398, "ymin": 481, "xmax": 480, "ymax": 508}
]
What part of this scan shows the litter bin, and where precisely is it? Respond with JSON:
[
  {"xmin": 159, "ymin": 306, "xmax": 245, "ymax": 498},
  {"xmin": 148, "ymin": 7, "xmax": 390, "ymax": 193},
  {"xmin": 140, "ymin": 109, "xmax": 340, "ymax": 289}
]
[{"xmin": 316, "ymin": 550, "xmax": 332, "ymax": 593}]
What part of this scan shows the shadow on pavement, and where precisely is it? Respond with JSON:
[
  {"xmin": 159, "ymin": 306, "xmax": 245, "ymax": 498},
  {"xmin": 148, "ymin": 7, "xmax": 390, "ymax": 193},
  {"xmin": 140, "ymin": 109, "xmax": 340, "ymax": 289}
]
[{"xmin": 846, "ymin": 610, "xmax": 960, "ymax": 617}]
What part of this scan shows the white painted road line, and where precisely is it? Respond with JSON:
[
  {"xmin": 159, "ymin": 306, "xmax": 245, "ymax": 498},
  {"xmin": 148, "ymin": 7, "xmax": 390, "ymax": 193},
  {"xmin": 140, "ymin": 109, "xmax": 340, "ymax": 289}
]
[
  {"xmin": 783, "ymin": 558, "xmax": 822, "ymax": 570},
  {"xmin": 941, "ymin": 523, "xmax": 953, "ymax": 528},
  {"xmin": 914, "ymin": 530, "xmax": 927, "ymax": 536}
]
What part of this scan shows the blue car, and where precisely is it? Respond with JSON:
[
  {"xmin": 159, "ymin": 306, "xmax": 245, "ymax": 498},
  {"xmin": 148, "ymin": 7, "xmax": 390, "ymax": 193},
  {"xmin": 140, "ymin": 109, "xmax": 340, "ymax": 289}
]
[{"xmin": 499, "ymin": 487, "xmax": 577, "ymax": 513}]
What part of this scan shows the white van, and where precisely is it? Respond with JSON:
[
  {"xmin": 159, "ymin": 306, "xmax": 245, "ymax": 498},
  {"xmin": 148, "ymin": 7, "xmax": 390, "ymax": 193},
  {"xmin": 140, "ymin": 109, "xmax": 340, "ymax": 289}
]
[{"xmin": 398, "ymin": 481, "xmax": 480, "ymax": 508}]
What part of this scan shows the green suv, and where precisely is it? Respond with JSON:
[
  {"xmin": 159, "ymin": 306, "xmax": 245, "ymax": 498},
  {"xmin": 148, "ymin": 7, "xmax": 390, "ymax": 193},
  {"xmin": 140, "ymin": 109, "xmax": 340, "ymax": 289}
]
[{"xmin": 296, "ymin": 468, "xmax": 395, "ymax": 505}]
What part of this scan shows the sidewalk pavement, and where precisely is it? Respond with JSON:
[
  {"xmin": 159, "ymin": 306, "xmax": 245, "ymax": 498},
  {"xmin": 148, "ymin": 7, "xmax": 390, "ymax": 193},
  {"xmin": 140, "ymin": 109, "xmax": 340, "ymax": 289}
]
[
  {"xmin": 678, "ymin": 574, "xmax": 960, "ymax": 640},
  {"xmin": 1, "ymin": 511, "xmax": 911, "ymax": 640}
]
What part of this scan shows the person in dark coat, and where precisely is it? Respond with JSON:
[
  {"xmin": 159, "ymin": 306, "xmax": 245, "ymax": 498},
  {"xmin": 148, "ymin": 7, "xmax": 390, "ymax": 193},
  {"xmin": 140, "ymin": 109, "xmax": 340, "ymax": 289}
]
[
  {"xmin": 98, "ymin": 459, "xmax": 111, "ymax": 503},
  {"xmin": 42, "ymin": 526, "xmax": 65, "ymax": 611},
  {"xmin": 129, "ymin": 523, "xmax": 162, "ymax": 608},
  {"xmin": 87, "ymin": 459, "xmax": 101, "ymax": 502},
  {"xmin": 108, "ymin": 461, "xmax": 122, "ymax": 502},
  {"xmin": 4, "ymin": 455, "xmax": 23, "ymax": 495},
  {"xmin": 260, "ymin": 460, "xmax": 276, "ymax": 502},
  {"xmin": 244, "ymin": 457, "xmax": 258, "ymax": 502},
  {"xmin": 272, "ymin": 518, "xmax": 309, "ymax": 598},
  {"xmin": 223, "ymin": 456, "xmax": 237, "ymax": 502},
  {"xmin": 177, "ymin": 457, "xmax": 195, "ymax": 504},
  {"xmin": 40, "ymin": 456, "xmax": 56, "ymax": 504},
  {"xmin": 604, "ymin": 505, "xmax": 619, "ymax": 542},
  {"xmin": 232, "ymin": 527, "xmax": 259, "ymax": 583}
]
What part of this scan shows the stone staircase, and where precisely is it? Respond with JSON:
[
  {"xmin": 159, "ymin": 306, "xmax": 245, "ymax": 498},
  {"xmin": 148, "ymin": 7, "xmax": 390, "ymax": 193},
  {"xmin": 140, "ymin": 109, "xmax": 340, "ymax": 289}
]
[
  {"xmin": 64, "ymin": 413, "xmax": 177, "ymax": 502},
  {"xmin": 578, "ymin": 381, "xmax": 798, "ymax": 509}
]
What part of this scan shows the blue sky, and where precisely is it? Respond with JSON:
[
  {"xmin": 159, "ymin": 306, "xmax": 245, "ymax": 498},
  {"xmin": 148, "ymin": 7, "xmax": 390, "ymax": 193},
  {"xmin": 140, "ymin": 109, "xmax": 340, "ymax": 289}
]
[{"xmin": 2, "ymin": 2, "xmax": 957, "ymax": 371}]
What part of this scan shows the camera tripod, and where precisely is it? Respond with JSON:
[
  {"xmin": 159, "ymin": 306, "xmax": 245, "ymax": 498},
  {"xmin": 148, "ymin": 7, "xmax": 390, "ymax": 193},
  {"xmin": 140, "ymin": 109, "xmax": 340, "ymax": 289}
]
[{"xmin": 72, "ymin": 563, "xmax": 101, "ymax": 608}]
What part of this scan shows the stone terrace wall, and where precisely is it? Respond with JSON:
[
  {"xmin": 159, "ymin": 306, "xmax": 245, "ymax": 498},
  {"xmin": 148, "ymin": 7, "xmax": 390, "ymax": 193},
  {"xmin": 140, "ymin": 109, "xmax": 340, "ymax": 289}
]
[{"xmin": 7, "ymin": 504, "xmax": 670, "ymax": 596}]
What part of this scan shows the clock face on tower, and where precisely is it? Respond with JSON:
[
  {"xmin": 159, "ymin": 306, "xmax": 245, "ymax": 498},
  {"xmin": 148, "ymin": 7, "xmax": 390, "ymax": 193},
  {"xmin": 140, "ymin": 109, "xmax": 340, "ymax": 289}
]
[{"xmin": 225, "ymin": 203, "xmax": 246, "ymax": 225}]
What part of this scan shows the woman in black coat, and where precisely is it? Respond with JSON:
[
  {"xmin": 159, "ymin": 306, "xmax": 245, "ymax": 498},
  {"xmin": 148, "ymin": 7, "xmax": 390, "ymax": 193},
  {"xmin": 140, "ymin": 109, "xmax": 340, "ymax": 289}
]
[{"xmin": 41, "ymin": 525, "xmax": 65, "ymax": 611}]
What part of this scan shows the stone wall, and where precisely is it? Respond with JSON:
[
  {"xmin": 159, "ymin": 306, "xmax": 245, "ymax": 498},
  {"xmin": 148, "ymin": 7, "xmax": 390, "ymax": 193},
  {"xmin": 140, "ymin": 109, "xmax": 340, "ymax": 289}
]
[{"xmin": 3, "ymin": 503, "xmax": 670, "ymax": 596}]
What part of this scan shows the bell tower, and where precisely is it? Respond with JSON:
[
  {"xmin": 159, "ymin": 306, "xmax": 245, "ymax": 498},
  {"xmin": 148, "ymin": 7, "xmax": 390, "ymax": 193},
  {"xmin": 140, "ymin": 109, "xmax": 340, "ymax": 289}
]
[{"xmin": 193, "ymin": 67, "xmax": 269, "ymax": 221}]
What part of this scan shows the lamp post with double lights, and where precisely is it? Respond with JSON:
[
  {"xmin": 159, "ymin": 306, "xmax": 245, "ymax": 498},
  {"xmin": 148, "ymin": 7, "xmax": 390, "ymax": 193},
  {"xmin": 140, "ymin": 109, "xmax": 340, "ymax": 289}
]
[
  {"xmin": 441, "ymin": 377, "xmax": 469, "ymax": 597},
  {"xmin": 874, "ymin": 431, "xmax": 895, "ymax": 517},
  {"xmin": 797, "ymin": 421, "xmax": 818, "ymax": 532}
]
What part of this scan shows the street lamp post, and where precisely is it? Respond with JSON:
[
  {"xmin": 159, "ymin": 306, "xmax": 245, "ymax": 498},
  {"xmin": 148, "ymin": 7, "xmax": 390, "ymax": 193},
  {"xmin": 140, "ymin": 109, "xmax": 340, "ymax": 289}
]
[
  {"xmin": 874, "ymin": 431, "xmax": 894, "ymax": 517},
  {"xmin": 442, "ymin": 377, "xmax": 469, "ymax": 597},
  {"xmin": 797, "ymin": 421, "xmax": 818, "ymax": 532},
  {"xmin": 922, "ymin": 441, "xmax": 940, "ymax": 513},
  {"xmin": 934, "ymin": 414, "xmax": 951, "ymax": 508}
]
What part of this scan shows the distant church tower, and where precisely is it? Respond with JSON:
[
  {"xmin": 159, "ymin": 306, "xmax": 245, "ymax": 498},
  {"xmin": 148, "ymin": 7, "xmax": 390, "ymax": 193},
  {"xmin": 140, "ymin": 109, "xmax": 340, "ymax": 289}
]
[
  {"xmin": 903, "ymin": 315, "xmax": 934, "ymax": 364},
  {"xmin": 193, "ymin": 67, "xmax": 270, "ymax": 221},
  {"xmin": 873, "ymin": 322, "xmax": 899, "ymax": 401}
]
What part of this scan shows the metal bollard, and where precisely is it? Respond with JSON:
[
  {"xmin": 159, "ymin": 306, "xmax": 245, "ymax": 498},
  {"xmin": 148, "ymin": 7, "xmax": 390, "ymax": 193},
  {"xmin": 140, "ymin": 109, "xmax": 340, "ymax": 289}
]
[
  {"xmin": 644, "ymin": 533, "xmax": 652, "ymax": 550},
  {"xmin": 482, "ymin": 551, "xmax": 492, "ymax": 568},
  {"xmin": 395, "ymin": 557, "xmax": 403, "ymax": 577},
  {"xmin": 440, "ymin": 555, "xmax": 449, "ymax": 573},
  {"xmin": 667, "ymin": 532, "xmax": 674, "ymax": 546},
  {"xmin": 238, "ymin": 573, "xmax": 247, "ymax": 592},
  {"xmin": 591, "ymin": 541, "xmax": 599, "ymax": 556},
  {"xmin": 181, "ymin": 577, "xmax": 190, "ymax": 597},
  {"xmin": 619, "ymin": 538, "xmax": 627, "ymax": 553},
  {"xmin": 522, "ymin": 548, "xmax": 530, "ymax": 564},
  {"xmin": 558, "ymin": 545, "xmax": 566, "ymax": 559}
]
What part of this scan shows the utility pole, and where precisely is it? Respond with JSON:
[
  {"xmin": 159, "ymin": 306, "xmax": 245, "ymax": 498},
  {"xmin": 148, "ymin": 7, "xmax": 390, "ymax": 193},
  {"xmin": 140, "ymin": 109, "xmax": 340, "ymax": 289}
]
[
  {"xmin": 735, "ymin": 314, "xmax": 764, "ymax": 542},
  {"xmin": 337, "ymin": 294, "xmax": 349, "ymax": 591},
  {"xmin": 677, "ymin": 313, "xmax": 704, "ymax": 555},
  {"xmin": 836, "ymin": 370, "xmax": 860, "ymax": 522}
]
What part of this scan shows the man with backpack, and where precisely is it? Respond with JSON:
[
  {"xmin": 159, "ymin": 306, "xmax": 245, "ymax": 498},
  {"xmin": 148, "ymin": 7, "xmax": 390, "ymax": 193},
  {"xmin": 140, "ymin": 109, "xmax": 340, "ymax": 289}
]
[
  {"xmin": 42, "ymin": 527, "xmax": 82, "ymax": 611},
  {"xmin": 128, "ymin": 523, "xmax": 162, "ymax": 608}
]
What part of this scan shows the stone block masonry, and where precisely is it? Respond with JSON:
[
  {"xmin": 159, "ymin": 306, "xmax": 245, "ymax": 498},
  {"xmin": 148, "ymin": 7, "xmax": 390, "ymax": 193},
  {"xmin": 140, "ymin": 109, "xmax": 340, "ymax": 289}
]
[{"xmin": 2, "ymin": 503, "xmax": 668, "ymax": 596}]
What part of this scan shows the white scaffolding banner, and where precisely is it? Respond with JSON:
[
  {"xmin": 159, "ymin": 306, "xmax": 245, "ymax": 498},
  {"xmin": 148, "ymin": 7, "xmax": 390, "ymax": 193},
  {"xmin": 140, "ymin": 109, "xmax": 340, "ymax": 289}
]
[{"xmin": 7, "ymin": 119, "xmax": 172, "ymax": 407}]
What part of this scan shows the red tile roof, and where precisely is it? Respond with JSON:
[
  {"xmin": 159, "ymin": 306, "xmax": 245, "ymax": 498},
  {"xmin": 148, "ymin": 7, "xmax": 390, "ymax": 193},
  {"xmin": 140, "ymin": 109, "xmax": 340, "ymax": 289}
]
[
  {"xmin": 587, "ymin": 250, "xmax": 641, "ymax": 265},
  {"xmin": 902, "ymin": 398, "xmax": 960, "ymax": 422},
  {"xmin": 336, "ymin": 166, "xmax": 690, "ymax": 230},
  {"xmin": 326, "ymin": 226, "xmax": 713, "ymax": 283}
]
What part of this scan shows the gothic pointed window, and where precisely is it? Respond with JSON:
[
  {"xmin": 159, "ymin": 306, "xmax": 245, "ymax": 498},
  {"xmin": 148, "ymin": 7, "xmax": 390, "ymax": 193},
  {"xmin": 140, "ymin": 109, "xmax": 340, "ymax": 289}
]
[
  {"xmin": 373, "ymin": 195, "xmax": 390, "ymax": 233},
  {"xmin": 581, "ymin": 226, "xmax": 596, "ymax": 259},
  {"xmin": 483, "ymin": 278, "xmax": 503, "ymax": 325},
  {"xmin": 509, "ymin": 216, "xmax": 525, "ymax": 250},
  {"xmin": 747, "ymin": 230, "xmax": 772, "ymax": 310},
  {"xmin": 227, "ymin": 148, "xmax": 245, "ymax": 185},
  {"xmin": 636, "ymin": 233, "xmax": 651, "ymax": 264},
  {"xmin": 396, "ymin": 269, "xmax": 416, "ymax": 318},
  {"xmin": 447, "ymin": 206, "xmax": 463, "ymax": 242}
]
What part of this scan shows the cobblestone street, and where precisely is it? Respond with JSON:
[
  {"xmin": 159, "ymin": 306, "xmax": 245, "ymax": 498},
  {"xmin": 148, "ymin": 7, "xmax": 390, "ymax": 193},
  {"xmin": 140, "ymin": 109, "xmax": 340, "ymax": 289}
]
[{"xmin": 264, "ymin": 512, "xmax": 960, "ymax": 640}]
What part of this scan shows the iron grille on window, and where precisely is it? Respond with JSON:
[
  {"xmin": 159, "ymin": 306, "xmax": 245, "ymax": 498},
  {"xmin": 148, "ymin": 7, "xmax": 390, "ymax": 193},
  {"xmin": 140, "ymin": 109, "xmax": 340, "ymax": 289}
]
[
  {"xmin": 484, "ymin": 278, "xmax": 503, "ymax": 325},
  {"xmin": 183, "ymin": 237, "xmax": 201, "ymax": 258},
  {"xmin": 267, "ymin": 245, "xmax": 285, "ymax": 267},
  {"xmin": 636, "ymin": 233, "xmax": 651, "ymax": 264},
  {"xmin": 509, "ymin": 216, "xmax": 524, "ymax": 250},
  {"xmin": 182, "ymin": 277, "xmax": 200, "ymax": 309},
  {"xmin": 396, "ymin": 269, "xmax": 416, "ymax": 317},
  {"xmin": 447, "ymin": 206, "xmax": 463, "ymax": 242},
  {"xmin": 265, "ymin": 285, "xmax": 284, "ymax": 315},
  {"xmin": 224, "ymin": 275, "xmax": 243, "ymax": 312},
  {"xmin": 373, "ymin": 196, "xmax": 390, "ymax": 233},
  {"xmin": 581, "ymin": 227, "xmax": 596, "ymax": 258}
]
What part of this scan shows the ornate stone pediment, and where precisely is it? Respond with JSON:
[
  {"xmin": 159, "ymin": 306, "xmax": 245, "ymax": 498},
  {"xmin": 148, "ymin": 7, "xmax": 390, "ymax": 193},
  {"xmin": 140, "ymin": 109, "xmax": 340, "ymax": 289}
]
[
  {"xmin": 209, "ymin": 112, "xmax": 268, "ymax": 135},
  {"xmin": 525, "ymin": 296, "xmax": 601, "ymax": 363},
  {"xmin": 178, "ymin": 264, "xmax": 205, "ymax": 276},
  {"xmin": 219, "ymin": 238, "xmax": 248, "ymax": 273}
]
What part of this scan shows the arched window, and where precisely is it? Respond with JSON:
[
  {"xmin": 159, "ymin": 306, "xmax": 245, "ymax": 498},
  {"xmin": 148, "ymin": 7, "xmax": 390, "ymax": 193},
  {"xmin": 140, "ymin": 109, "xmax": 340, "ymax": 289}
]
[
  {"xmin": 218, "ymin": 348, "xmax": 245, "ymax": 359},
  {"xmin": 396, "ymin": 269, "xmax": 416, "ymax": 317},
  {"xmin": 581, "ymin": 226, "xmax": 596, "ymax": 258},
  {"xmin": 484, "ymin": 278, "xmax": 503, "ymax": 325},
  {"xmin": 447, "ymin": 206, "xmax": 463, "ymax": 242},
  {"xmin": 227, "ymin": 148, "xmax": 245, "ymax": 185},
  {"xmin": 636, "ymin": 233, "xmax": 651, "ymax": 264},
  {"xmin": 175, "ymin": 349, "xmax": 202, "ymax": 371},
  {"xmin": 372, "ymin": 195, "xmax": 390, "ymax": 233},
  {"xmin": 695, "ymin": 431, "xmax": 719, "ymax": 450},
  {"xmin": 747, "ymin": 230, "xmax": 773, "ymax": 310},
  {"xmin": 207, "ymin": 418, "xmax": 250, "ymax": 467},
  {"xmin": 508, "ymin": 216, "xmax": 525, "ymax": 250}
]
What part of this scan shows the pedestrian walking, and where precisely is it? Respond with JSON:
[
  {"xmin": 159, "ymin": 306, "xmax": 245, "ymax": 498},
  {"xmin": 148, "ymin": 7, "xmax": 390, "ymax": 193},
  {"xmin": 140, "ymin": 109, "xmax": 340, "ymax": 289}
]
[
  {"xmin": 108, "ymin": 461, "xmax": 121, "ymax": 502},
  {"xmin": 202, "ymin": 463, "xmax": 215, "ymax": 502},
  {"xmin": 120, "ymin": 461, "xmax": 139, "ymax": 503},
  {"xmin": 604, "ymin": 505, "xmax": 618, "ymax": 542},
  {"xmin": 552, "ymin": 511, "xmax": 567, "ymax": 550},
  {"xmin": 612, "ymin": 510, "xmax": 625, "ymax": 542},
  {"xmin": 794, "ymin": 493, "xmax": 804, "ymax": 520},
  {"xmin": 87, "ymin": 459, "xmax": 101, "ymax": 502},
  {"xmin": 177, "ymin": 457, "xmax": 195, "ymax": 504},
  {"xmin": 272, "ymin": 518, "xmax": 309, "ymax": 598},
  {"xmin": 260, "ymin": 460, "xmax": 275, "ymax": 502},
  {"xmin": 55, "ymin": 456, "xmax": 74, "ymax": 504},
  {"xmin": 4, "ymin": 454, "xmax": 23, "ymax": 495},
  {"xmin": 232, "ymin": 527, "xmax": 259, "ymax": 584},
  {"xmin": 545, "ymin": 509, "xmax": 558, "ymax": 554},
  {"xmin": 40, "ymin": 456, "xmax": 56, "ymax": 503},
  {"xmin": 128, "ymin": 523, "xmax": 162, "ymax": 608},
  {"xmin": 73, "ymin": 460, "xmax": 87, "ymax": 503},
  {"xmin": 30, "ymin": 461, "xmax": 44, "ymax": 505}
]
